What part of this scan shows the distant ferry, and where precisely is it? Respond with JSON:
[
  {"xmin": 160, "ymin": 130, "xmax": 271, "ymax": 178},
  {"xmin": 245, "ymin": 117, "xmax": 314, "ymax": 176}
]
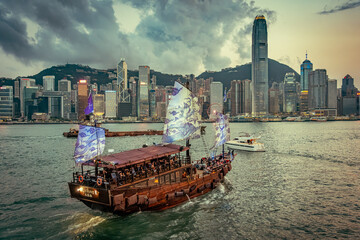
[{"xmin": 310, "ymin": 116, "xmax": 327, "ymax": 122}]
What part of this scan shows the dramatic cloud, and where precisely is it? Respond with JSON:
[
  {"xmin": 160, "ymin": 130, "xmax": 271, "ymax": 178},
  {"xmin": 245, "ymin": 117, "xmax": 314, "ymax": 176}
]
[
  {"xmin": 0, "ymin": 0, "xmax": 275, "ymax": 75},
  {"xmin": 318, "ymin": 0, "xmax": 360, "ymax": 15}
]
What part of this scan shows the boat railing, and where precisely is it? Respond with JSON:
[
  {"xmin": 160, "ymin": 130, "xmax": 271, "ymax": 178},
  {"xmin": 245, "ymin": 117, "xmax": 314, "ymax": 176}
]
[{"xmin": 72, "ymin": 155, "xmax": 189, "ymax": 188}]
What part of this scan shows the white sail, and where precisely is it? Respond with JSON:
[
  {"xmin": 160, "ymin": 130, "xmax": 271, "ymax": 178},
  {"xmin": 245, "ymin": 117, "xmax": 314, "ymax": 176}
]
[
  {"xmin": 212, "ymin": 112, "xmax": 230, "ymax": 149},
  {"xmin": 162, "ymin": 81, "xmax": 201, "ymax": 143},
  {"xmin": 74, "ymin": 125, "xmax": 105, "ymax": 164}
]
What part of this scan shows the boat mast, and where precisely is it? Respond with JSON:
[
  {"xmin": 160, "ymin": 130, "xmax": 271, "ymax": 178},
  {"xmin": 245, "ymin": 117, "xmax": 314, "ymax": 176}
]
[{"xmin": 185, "ymin": 81, "xmax": 191, "ymax": 164}]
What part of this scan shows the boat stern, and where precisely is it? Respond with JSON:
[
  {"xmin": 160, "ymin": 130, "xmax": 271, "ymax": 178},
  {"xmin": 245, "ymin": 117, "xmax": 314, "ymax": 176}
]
[{"xmin": 68, "ymin": 182, "xmax": 112, "ymax": 209}]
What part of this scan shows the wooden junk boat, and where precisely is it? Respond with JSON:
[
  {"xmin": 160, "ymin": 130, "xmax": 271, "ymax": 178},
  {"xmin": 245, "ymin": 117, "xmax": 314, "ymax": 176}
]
[{"xmin": 68, "ymin": 81, "xmax": 232, "ymax": 214}]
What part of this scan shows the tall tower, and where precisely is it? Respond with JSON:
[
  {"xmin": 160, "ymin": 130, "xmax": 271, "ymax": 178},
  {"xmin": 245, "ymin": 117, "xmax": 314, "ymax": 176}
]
[
  {"xmin": 300, "ymin": 53, "xmax": 313, "ymax": 91},
  {"xmin": 138, "ymin": 66, "xmax": 150, "ymax": 119},
  {"xmin": 77, "ymin": 79, "xmax": 88, "ymax": 121},
  {"xmin": 117, "ymin": 59, "xmax": 130, "ymax": 103},
  {"xmin": 251, "ymin": 15, "xmax": 268, "ymax": 116}
]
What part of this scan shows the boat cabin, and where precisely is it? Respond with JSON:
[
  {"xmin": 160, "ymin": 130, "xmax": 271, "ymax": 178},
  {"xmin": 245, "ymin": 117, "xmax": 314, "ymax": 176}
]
[{"xmin": 71, "ymin": 144, "xmax": 198, "ymax": 190}]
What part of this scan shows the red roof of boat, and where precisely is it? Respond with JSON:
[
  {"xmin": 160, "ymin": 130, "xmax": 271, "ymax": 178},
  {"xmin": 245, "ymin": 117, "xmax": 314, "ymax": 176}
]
[{"xmin": 87, "ymin": 144, "xmax": 188, "ymax": 169}]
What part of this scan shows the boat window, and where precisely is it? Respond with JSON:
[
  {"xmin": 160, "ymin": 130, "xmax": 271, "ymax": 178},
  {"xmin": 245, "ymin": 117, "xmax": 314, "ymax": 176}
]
[
  {"xmin": 159, "ymin": 175, "xmax": 165, "ymax": 184},
  {"xmin": 165, "ymin": 174, "xmax": 170, "ymax": 184},
  {"xmin": 175, "ymin": 171, "xmax": 180, "ymax": 182},
  {"xmin": 171, "ymin": 173, "xmax": 176, "ymax": 183}
]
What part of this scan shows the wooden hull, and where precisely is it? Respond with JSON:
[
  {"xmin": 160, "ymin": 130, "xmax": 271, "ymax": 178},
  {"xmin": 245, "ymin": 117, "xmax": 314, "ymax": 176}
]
[{"xmin": 68, "ymin": 163, "xmax": 232, "ymax": 214}]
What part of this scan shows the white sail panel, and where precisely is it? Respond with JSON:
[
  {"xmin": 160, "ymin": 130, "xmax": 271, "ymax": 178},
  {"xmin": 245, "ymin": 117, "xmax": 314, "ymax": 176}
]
[
  {"xmin": 212, "ymin": 113, "xmax": 230, "ymax": 149},
  {"xmin": 74, "ymin": 125, "xmax": 105, "ymax": 164},
  {"xmin": 162, "ymin": 81, "xmax": 201, "ymax": 143}
]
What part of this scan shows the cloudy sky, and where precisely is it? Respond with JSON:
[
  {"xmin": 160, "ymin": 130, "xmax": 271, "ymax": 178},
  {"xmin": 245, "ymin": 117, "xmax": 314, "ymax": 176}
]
[{"xmin": 0, "ymin": 0, "xmax": 359, "ymax": 86}]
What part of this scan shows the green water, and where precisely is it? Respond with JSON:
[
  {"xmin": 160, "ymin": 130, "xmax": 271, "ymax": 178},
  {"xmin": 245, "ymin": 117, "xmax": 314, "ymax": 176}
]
[{"xmin": 0, "ymin": 122, "xmax": 359, "ymax": 239}]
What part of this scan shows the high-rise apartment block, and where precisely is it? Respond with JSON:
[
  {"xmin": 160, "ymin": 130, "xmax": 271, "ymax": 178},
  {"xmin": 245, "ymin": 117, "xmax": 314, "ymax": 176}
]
[{"xmin": 251, "ymin": 15, "xmax": 268, "ymax": 116}]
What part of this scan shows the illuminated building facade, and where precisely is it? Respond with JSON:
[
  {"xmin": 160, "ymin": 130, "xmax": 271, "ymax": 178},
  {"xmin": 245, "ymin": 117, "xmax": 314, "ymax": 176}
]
[
  {"xmin": 77, "ymin": 79, "xmax": 88, "ymax": 120},
  {"xmin": 251, "ymin": 15, "xmax": 268, "ymax": 116},
  {"xmin": 94, "ymin": 94, "xmax": 105, "ymax": 116}
]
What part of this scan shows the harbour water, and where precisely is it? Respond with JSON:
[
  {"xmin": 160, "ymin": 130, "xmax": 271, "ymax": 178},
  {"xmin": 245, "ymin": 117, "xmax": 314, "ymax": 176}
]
[{"xmin": 0, "ymin": 122, "xmax": 359, "ymax": 239}]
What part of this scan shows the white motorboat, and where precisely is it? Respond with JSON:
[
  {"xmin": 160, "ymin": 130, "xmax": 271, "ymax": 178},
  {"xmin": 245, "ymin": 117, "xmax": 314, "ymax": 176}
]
[{"xmin": 225, "ymin": 133, "xmax": 265, "ymax": 152}]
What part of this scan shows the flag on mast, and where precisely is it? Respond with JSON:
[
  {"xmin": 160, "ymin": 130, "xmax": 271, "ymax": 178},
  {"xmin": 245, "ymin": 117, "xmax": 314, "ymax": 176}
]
[{"xmin": 84, "ymin": 93, "xmax": 94, "ymax": 115}]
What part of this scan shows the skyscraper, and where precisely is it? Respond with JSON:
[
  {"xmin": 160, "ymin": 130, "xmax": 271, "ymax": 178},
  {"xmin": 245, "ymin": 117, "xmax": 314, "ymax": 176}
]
[
  {"xmin": 251, "ymin": 15, "xmax": 268, "ymax": 116},
  {"xmin": 58, "ymin": 79, "xmax": 71, "ymax": 92},
  {"xmin": 308, "ymin": 69, "xmax": 328, "ymax": 110},
  {"xmin": 230, "ymin": 80, "xmax": 251, "ymax": 116},
  {"xmin": 43, "ymin": 76, "xmax": 55, "ymax": 91},
  {"xmin": 341, "ymin": 74, "xmax": 356, "ymax": 97},
  {"xmin": 105, "ymin": 91, "xmax": 117, "ymax": 119},
  {"xmin": 77, "ymin": 79, "xmax": 88, "ymax": 120},
  {"xmin": 117, "ymin": 59, "xmax": 130, "ymax": 103},
  {"xmin": 283, "ymin": 73, "xmax": 297, "ymax": 113},
  {"xmin": 210, "ymin": 82, "xmax": 223, "ymax": 119},
  {"xmin": 300, "ymin": 53, "xmax": 313, "ymax": 91},
  {"xmin": 138, "ymin": 66, "xmax": 150, "ymax": 119},
  {"xmin": 0, "ymin": 86, "xmax": 13, "ymax": 119}
]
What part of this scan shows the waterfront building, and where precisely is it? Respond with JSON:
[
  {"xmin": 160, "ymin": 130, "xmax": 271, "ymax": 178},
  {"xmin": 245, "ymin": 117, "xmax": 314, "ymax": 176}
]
[
  {"xmin": 328, "ymin": 79, "xmax": 338, "ymax": 113},
  {"xmin": 58, "ymin": 79, "xmax": 71, "ymax": 92},
  {"xmin": 41, "ymin": 91, "xmax": 71, "ymax": 119},
  {"xmin": 308, "ymin": 69, "xmax": 328, "ymax": 110},
  {"xmin": 105, "ymin": 91, "xmax": 117, "ymax": 119},
  {"xmin": 23, "ymin": 86, "xmax": 38, "ymax": 120},
  {"xmin": 210, "ymin": 82, "xmax": 223, "ymax": 119},
  {"xmin": 93, "ymin": 94, "xmax": 105, "ymax": 117},
  {"xmin": 156, "ymin": 102, "xmax": 167, "ymax": 120},
  {"xmin": 230, "ymin": 80, "xmax": 251, "ymax": 116},
  {"xmin": 138, "ymin": 66, "xmax": 150, "ymax": 119},
  {"xmin": 117, "ymin": 59, "xmax": 130, "ymax": 103},
  {"xmin": 19, "ymin": 78, "xmax": 35, "ymax": 118},
  {"xmin": 0, "ymin": 86, "xmax": 13, "ymax": 119},
  {"xmin": 77, "ymin": 79, "xmax": 88, "ymax": 120},
  {"xmin": 268, "ymin": 82, "xmax": 280, "ymax": 114},
  {"xmin": 283, "ymin": 73, "xmax": 297, "ymax": 113},
  {"xmin": 251, "ymin": 15, "xmax": 268, "ymax": 116},
  {"xmin": 341, "ymin": 74, "xmax": 356, "ymax": 97},
  {"xmin": 299, "ymin": 91, "xmax": 309, "ymax": 113},
  {"xmin": 43, "ymin": 76, "xmax": 55, "ymax": 91},
  {"xmin": 300, "ymin": 53, "xmax": 313, "ymax": 91},
  {"xmin": 149, "ymin": 89, "xmax": 156, "ymax": 118}
]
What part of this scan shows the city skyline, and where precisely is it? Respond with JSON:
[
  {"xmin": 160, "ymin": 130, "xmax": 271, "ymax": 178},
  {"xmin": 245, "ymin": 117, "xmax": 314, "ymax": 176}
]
[{"xmin": 0, "ymin": 0, "xmax": 359, "ymax": 87}]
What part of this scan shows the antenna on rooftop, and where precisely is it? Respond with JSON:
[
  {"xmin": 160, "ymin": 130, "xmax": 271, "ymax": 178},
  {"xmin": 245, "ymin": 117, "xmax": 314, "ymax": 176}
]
[{"xmin": 306, "ymin": 50, "xmax": 308, "ymax": 60}]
